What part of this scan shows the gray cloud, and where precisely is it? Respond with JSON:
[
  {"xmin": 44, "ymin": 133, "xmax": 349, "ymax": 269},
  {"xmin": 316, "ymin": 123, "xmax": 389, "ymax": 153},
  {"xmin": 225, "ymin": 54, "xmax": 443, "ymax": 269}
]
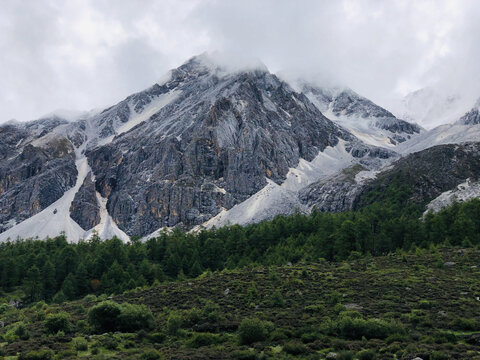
[{"xmin": 0, "ymin": 0, "xmax": 479, "ymax": 126}]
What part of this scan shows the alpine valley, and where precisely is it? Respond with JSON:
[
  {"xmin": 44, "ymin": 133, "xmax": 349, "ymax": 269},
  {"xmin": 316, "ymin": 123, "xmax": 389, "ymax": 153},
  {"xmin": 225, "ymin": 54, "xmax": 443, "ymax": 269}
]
[{"xmin": 1, "ymin": 53, "xmax": 480, "ymax": 242}]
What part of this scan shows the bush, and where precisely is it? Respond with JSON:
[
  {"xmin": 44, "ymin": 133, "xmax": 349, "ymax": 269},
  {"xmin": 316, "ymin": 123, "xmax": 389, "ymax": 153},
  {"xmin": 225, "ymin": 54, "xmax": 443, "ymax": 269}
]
[
  {"xmin": 117, "ymin": 303, "xmax": 154, "ymax": 331},
  {"xmin": 14, "ymin": 322, "xmax": 30, "ymax": 340},
  {"xmin": 238, "ymin": 318, "xmax": 273, "ymax": 345},
  {"xmin": 149, "ymin": 332, "xmax": 166, "ymax": 344},
  {"xmin": 283, "ymin": 340, "xmax": 308, "ymax": 355},
  {"xmin": 18, "ymin": 350, "xmax": 54, "ymax": 360},
  {"xmin": 83, "ymin": 294, "xmax": 97, "ymax": 302},
  {"xmin": 270, "ymin": 290, "xmax": 285, "ymax": 307},
  {"xmin": 167, "ymin": 312, "xmax": 183, "ymax": 335},
  {"xmin": 44, "ymin": 312, "xmax": 71, "ymax": 334},
  {"xmin": 330, "ymin": 316, "xmax": 404, "ymax": 340},
  {"xmin": 141, "ymin": 350, "xmax": 164, "ymax": 360},
  {"xmin": 0, "ymin": 303, "xmax": 9, "ymax": 314},
  {"xmin": 87, "ymin": 301, "xmax": 122, "ymax": 332},
  {"xmin": 187, "ymin": 333, "xmax": 221, "ymax": 348},
  {"xmin": 100, "ymin": 335, "xmax": 118, "ymax": 350},
  {"xmin": 451, "ymin": 317, "xmax": 477, "ymax": 331},
  {"xmin": 357, "ymin": 349, "xmax": 377, "ymax": 360},
  {"xmin": 337, "ymin": 351, "xmax": 354, "ymax": 360},
  {"xmin": 87, "ymin": 300, "xmax": 153, "ymax": 333},
  {"xmin": 73, "ymin": 338, "xmax": 88, "ymax": 351}
]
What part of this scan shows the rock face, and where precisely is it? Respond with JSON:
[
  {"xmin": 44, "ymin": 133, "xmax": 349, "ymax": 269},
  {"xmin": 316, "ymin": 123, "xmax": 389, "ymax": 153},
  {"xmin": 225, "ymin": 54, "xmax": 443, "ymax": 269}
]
[
  {"xmin": 70, "ymin": 172, "xmax": 101, "ymax": 230},
  {"xmin": 87, "ymin": 56, "xmax": 353, "ymax": 235},
  {"xmin": 458, "ymin": 107, "xmax": 480, "ymax": 125},
  {"xmin": 0, "ymin": 121, "xmax": 77, "ymax": 233},
  {"xmin": 299, "ymin": 165, "xmax": 368, "ymax": 212}
]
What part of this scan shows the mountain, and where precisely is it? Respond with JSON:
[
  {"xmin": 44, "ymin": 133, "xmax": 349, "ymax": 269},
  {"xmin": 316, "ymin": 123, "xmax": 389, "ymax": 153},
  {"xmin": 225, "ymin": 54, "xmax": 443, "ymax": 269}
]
[
  {"xmin": 300, "ymin": 142, "xmax": 480, "ymax": 215},
  {"xmin": 299, "ymin": 84, "xmax": 423, "ymax": 148},
  {"xmin": 2, "ymin": 53, "xmax": 480, "ymax": 242},
  {"xmin": 398, "ymin": 86, "xmax": 472, "ymax": 129},
  {"xmin": 0, "ymin": 55, "xmax": 397, "ymax": 241},
  {"xmin": 396, "ymin": 99, "xmax": 480, "ymax": 154}
]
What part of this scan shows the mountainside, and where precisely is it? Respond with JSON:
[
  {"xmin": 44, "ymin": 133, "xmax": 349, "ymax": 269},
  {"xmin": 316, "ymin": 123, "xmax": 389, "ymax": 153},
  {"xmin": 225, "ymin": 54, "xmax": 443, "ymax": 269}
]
[
  {"xmin": 396, "ymin": 100, "xmax": 480, "ymax": 154},
  {"xmin": 300, "ymin": 84, "xmax": 423, "ymax": 148}
]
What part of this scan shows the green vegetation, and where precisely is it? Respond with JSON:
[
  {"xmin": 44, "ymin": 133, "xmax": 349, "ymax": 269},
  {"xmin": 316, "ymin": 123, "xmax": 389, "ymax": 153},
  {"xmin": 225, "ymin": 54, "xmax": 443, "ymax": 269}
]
[
  {"xmin": 1, "ymin": 193, "xmax": 480, "ymax": 305},
  {"xmin": 1, "ymin": 197, "xmax": 480, "ymax": 358}
]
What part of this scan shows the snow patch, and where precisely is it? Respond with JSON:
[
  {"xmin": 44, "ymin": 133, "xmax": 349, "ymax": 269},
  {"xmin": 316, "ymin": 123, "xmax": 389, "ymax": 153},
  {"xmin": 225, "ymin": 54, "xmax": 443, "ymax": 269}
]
[
  {"xmin": 117, "ymin": 90, "xmax": 181, "ymax": 136},
  {"xmin": 425, "ymin": 179, "xmax": 480, "ymax": 215},
  {"xmin": 397, "ymin": 123, "xmax": 480, "ymax": 154}
]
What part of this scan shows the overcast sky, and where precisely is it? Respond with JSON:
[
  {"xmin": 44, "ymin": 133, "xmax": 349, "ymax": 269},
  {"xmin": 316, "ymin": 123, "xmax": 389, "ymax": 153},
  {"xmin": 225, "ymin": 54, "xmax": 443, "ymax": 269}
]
[{"xmin": 1, "ymin": 0, "xmax": 479, "ymax": 125}]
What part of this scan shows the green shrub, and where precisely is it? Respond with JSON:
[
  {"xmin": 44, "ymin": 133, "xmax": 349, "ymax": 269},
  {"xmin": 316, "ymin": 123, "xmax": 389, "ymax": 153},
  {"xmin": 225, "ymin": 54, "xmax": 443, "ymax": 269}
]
[
  {"xmin": 202, "ymin": 300, "xmax": 221, "ymax": 322},
  {"xmin": 87, "ymin": 300, "xmax": 153, "ymax": 333},
  {"xmin": 100, "ymin": 335, "xmax": 118, "ymax": 350},
  {"xmin": 117, "ymin": 303, "xmax": 154, "ymax": 331},
  {"xmin": 270, "ymin": 290, "xmax": 285, "ymax": 307},
  {"xmin": 73, "ymin": 338, "xmax": 88, "ymax": 351},
  {"xmin": 304, "ymin": 304, "xmax": 324, "ymax": 313},
  {"xmin": 451, "ymin": 317, "xmax": 477, "ymax": 331},
  {"xmin": 357, "ymin": 349, "xmax": 377, "ymax": 360},
  {"xmin": 0, "ymin": 303, "xmax": 9, "ymax": 314},
  {"xmin": 238, "ymin": 318, "xmax": 273, "ymax": 345},
  {"xmin": 337, "ymin": 351, "xmax": 354, "ymax": 360},
  {"xmin": 18, "ymin": 350, "xmax": 54, "ymax": 360},
  {"xmin": 87, "ymin": 301, "xmax": 122, "ymax": 332},
  {"xmin": 167, "ymin": 312, "xmax": 183, "ymax": 335},
  {"xmin": 283, "ymin": 340, "xmax": 308, "ymax": 355},
  {"xmin": 149, "ymin": 332, "xmax": 166, "ymax": 343},
  {"xmin": 44, "ymin": 312, "xmax": 71, "ymax": 334},
  {"xmin": 430, "ymin": 351, "xmax": 449, "ymax": 360},
  {"xmin": 141, "ymin": 349, "xmax": 164, "ymax": 360},
  {"xmin": 418, "ymin": 300, "xmax": 431, "ymax": 309},
  {"xmin": 14, "ymin": 322, "xmax": 30, "ymax": 340},
  {"xmin": 231, "ymin": 349, "xmax": 256, "ymax": 360},
  {"xmin": 330, "ymin": 316, "xmax": 404, "ymax": 340},
  {"xmin": 83, "ymin": 294, "xmax": 97, "ymax": 302},
  {"xmin": 187, "ymin": 332, "xmax": 221, "ymax": 348}
]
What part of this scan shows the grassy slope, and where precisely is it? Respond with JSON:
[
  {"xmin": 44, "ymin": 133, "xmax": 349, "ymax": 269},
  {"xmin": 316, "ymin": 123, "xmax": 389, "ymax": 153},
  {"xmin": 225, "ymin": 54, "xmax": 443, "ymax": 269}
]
[{"xmin": 2, "ymin": 247, "xmax": 480, "ymax": 359}]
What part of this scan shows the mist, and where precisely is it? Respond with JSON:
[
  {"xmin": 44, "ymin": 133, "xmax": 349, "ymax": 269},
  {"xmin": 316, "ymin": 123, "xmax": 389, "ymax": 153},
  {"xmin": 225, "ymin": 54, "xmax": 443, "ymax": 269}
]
[{"xmin": 1, "ymin": 0, "xmax": 479, "ymax": 127}]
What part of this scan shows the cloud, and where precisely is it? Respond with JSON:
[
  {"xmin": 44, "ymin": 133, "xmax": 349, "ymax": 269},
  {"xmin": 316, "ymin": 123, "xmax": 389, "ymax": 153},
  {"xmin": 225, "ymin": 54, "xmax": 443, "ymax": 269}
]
[{"xmin": 0, "ymin": 0, "xmax": 479, "ymax": 126}]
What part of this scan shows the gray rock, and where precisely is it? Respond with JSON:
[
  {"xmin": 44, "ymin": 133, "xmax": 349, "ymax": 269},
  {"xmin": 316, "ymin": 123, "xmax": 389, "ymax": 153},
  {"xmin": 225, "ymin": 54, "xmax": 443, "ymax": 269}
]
[{"xmin": 70, "ymin": 172, "xmax": 101, "ymax": 231}]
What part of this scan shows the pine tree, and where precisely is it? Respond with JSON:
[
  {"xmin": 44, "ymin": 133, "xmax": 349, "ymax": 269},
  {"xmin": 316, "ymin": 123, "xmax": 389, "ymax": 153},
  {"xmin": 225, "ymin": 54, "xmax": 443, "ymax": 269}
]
[
  {"xmin": 75, "ymin": 262, "xmax": 90, "ymax": 296},
  {"xmin": 42, "ymin": 260, "xmax": 56, "ymax": 301},
  {"xmin": 61, "ymin": 273, "xmax": 77, "ymax": 300},
  {"xmin": 25, "ymin": 265, "xmax": 43, "ymax": 302}
]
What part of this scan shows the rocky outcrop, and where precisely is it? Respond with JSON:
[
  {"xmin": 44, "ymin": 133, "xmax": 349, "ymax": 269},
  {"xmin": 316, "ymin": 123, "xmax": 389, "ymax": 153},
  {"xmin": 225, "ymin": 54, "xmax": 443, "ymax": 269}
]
[
  {"xmin": 299, "ymin": 165, "xmax": 367, "ymax": 212},
  {"xmin": 0, "ymin": 124, "xmax": 77, "ymax": 232},
  {"xmin": 354, "ymin": 142, "xmax": 480, "ymax": 209},
  {"xmin": 458, "ymin": 107, "xmax": 480, "ymax": 125},
  {"xmin": 70, "ymin": 172, "xmax": 101, "ymax": 230}
]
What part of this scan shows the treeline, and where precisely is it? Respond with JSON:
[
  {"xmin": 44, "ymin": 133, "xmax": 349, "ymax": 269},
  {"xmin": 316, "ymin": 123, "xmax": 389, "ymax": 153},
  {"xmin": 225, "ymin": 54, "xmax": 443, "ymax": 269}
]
[{"xmin": 1, "ymin": 185, "xmax": 480, "ymax": 303}]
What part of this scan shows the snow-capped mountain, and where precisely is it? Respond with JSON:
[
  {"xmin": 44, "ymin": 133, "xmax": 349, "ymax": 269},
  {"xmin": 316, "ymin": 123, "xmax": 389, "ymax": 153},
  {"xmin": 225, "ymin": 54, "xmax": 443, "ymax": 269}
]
[
  {"xmin": 398, "ymin": 86, "xmax": 474, "ymax": 129},
  {"xmin": 0, "ymin": 54, "xmax": 399, "ymax": 241},
  {"xmin": 1, "ymin": 53, "xmax": 479, "ymax": 242},
  {"xmin": 396, "ymin": 99, "xmax": 480, "ymax": 154},
  {"xmin": 300, "ymin": 84, "xmax": 423, "ymax": 148}
]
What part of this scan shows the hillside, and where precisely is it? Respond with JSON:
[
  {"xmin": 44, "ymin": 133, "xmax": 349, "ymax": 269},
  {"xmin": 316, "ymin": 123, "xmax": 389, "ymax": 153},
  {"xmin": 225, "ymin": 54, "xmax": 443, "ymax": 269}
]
[{"xmin": 1, "ymin": 247, "xmax": 480, "ymax": 359}]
